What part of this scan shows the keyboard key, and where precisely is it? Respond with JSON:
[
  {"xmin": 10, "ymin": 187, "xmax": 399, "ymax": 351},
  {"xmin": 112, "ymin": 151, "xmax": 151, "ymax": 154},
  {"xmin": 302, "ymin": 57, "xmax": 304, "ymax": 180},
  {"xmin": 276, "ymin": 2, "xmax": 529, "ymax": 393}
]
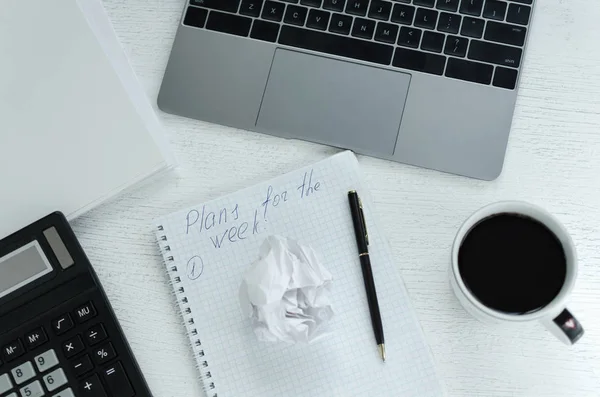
[
  {"xmin": 251, "ymin": 20, "xmax": 280, "ymax": 42},
  {"xmin": 284, "ymin": 5, "xmax": 309, "ymax": 25},
  {"xmin": 437, "ymin": 12, "xmax": 460, "ymax": 33},
  {"xmin": 397, "ymin": 26, "xmax": 422, "ymax": 48},
  {"xmin": 92, "ymin": 343, "xmax": 117, "ymax": 365},
  {"xmin": 72, "ymin": 355, "xmax": 94, "ymax": 378},
  {"xmin": 74, "ymin": 302, "xmax": 97, "ymax": 324},
  {"xmin": 468, "ymin": 39, "xmax": 522, "ymax": 67},
  {"xmin": 190, "ymin": 0, "xmax": 241, "ymax": 13},
  {"xmin": 2, "ymin": 340, "xmax": 24, "ymax": 362},
  {"xmin": 33, "ymin": 349, "xmax": 58, "ymax": 373},
  {"xmin": 80, "ymin": 374, "xmax": 107, "ymax": 397},
  {"xmin": 52, "ymin": 314, "xmax": 74, "ymax": 336},
  {"xmin": 85, "ymin": 324, "xmax": 108, "ymax": 346},
  {"xmin": 414, "ymin": 8, "xmax": 438, "ymax": 29},
  {"xmin": 306, "ymin": 9, "xmax": 331, "ymax": 30},
  {"xmin": 43, "ymin": 368, "xmax": 68, "ymax": 392},
  {"xmin": 446, "ymin": 57, "xmax": 493, "ymax": 84},
  {"xmin": 351, "ymin": 18, "xmax": 376, "ymax": 39},
  {"xmin": 281, "ymin": 0, "xmax": 299, "ymax": 3},
  {"xmin": 0, "ymin": 373, "xmax": 13, "ymax": 394},
  {"xmin": 279, "ymin": 25, "xmax": 394, "ymax": 64},
  {"xmin": 301, "ymin": 0, "xmax": 322, "ymax": 5},
  {"xmin": 483, "ymin": 0, "xmax": 506, "ymax": 20},
  {"xmin": 11, "ymin": 362, "xmax": 35, "ymax": 385},
  {"xmin": 374, "ymin": 22, "xmax": 399, "ymax": 43},
  {"xmin": 345, "ymin": 0, "xmax": 370, "ymax": 16},
  {"xmin": 493, "ymin": 66, "xmax": 518, "ymax": 89},
  {"xmin": 262, "ymin": 0, "xmax": 286, "ymax": 21},
  {"xmin": 436, "ymin": 0, "xmax": 458, "ymax": 11},
  {"xmin": 19, "ymin": 380, "xmax": 44, "ymax": 397},
  {"xmin": 103, "ymin": 362, "xmax": 134, "ymax": 397},
  {"xmin": 392, "ymin": 47, "xmax": 446, "ymax": 75},
  {"xmin": 509, "ymin": 0, "xmax": 531, "ymax": 3},
  {"xmin": 459, "ymin": 0, "xmax": 483, "ymax": 16},
  {"xmin": 391, "ymin": 4, "xmax": 415, "ymax": 25},
  {"xmin": 207, "ymin": 11, "xmax": 252, "ymax": 36},
  {"xmin": 484, "ymin": 21, "xmax": 526, "ymax": 46},
  {"xmin": 323, "ymin": 0, "xmax": 346, "ymax": 11},
  {"xmin": 368, "ymin": 0, "xmax": 392, "ymax": 20},
  {"xmin": 414, "ymin": 0, "xmax": 435, "ymax": 6},
  {"xmin": 24, "ymin": 328, "xmax": 48, "ymax": 350},
  {"xmin": 240, "ymin": 0, "xmax": 264, "ymax": 17},
  {"xmin": 34, "ymin": 349, "xmax": 59, "ymax": 373},
  {"xmin": 62, "ymin": 335, "xmax": 85, "ymax": 358},
  {"xmin": 444, "ymin": 35, "xmax": 468, "ymax": 56},
  {"xmin": 329, "ymin": 13, "xmax": 353, "ymax": 34},
  {"xmin": 53, "ymin": 388, "xmax": 75, "ymax": 397},
  {"xmin": 506, "ymin": 3, "xmax": 531, "ymax": 25},
  {"xmin": 421, "ymin": 31, "xmax": 445, "ymax": 52},
  {"xmin": 460, "ymin": 16, "xmax": 484, "ymax": 37}
]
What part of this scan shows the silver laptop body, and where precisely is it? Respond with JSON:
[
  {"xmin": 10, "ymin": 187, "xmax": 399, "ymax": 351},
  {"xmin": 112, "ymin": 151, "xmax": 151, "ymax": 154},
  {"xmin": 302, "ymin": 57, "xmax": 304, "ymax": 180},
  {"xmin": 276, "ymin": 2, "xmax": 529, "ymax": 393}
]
[{"xmin": 159, "ymin": 0, "xmax": 536, "ymax": 180}]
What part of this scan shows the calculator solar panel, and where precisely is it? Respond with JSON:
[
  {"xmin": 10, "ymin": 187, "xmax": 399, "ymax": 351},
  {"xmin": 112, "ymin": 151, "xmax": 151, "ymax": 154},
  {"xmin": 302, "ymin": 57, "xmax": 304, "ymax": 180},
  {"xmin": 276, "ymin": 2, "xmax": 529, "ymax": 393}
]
[{"xmin": 0, "ymin": 213, "xmax": 152, "ymax": 397}]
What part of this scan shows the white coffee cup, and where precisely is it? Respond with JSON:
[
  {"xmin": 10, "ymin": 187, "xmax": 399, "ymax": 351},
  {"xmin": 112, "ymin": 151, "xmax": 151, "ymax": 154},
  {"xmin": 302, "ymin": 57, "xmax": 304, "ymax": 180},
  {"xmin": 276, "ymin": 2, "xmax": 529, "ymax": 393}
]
[{"xmin": 450, "ymin": 201, "xmax": 584, "ymax": 345}]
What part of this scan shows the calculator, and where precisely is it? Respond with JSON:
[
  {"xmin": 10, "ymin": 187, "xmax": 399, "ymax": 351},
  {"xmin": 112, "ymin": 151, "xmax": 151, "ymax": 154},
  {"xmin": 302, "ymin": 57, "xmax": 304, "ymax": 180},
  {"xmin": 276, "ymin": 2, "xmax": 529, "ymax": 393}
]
[{"xmin": 0, "ymin": 212, "xmax": 152, "ymax": 397}]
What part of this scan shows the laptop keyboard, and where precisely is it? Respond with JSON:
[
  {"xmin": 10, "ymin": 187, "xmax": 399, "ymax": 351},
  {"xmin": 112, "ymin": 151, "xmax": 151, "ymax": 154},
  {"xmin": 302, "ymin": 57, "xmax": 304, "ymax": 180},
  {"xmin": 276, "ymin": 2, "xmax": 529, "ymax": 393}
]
[{"xmin": 183, "ymin": 0, "xmax": 533, "ymax": 90}]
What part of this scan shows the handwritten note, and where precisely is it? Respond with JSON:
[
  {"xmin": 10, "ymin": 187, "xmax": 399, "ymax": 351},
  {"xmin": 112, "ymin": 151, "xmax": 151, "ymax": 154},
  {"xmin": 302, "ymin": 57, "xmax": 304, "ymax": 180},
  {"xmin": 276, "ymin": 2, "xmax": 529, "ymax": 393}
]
[
  {"xmin": 182, "ymin": 169, "xmax": 322, "ymax": 278},
  {"xmin": 154, "ymin": 151, "xmax": 445, "ymax": 397}
]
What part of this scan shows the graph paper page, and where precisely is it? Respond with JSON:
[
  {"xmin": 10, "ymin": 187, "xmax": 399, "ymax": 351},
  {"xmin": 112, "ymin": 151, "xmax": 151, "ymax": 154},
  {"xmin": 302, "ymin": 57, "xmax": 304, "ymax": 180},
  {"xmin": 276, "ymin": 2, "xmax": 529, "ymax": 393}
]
[{"xmin": 155, "ymin": 151, "xmax": 445, "ymax": 397}]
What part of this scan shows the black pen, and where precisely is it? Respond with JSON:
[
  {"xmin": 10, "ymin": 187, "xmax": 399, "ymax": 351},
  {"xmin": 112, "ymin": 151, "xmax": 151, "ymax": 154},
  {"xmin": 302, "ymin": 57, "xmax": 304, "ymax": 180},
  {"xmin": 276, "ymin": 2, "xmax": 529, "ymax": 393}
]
[{"xmin": 348, "ymin": 190, "xmax": 386, "ymax": 362}]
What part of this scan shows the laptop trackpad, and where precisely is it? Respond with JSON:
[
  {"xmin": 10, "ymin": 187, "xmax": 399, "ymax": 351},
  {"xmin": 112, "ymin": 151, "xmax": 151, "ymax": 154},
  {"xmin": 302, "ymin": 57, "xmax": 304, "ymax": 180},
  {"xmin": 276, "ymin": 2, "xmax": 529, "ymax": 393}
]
[{"xmin": 256, "ymin": 49, "xmax": 411, "ymax": 156}]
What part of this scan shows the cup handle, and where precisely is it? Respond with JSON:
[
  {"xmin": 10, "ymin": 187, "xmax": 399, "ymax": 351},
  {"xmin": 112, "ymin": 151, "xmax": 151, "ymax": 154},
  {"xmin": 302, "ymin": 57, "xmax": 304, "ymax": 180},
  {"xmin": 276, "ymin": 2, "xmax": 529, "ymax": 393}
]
[{"xmin": 541, "ymin": 308, "xmax": 584, "ymax": 345}]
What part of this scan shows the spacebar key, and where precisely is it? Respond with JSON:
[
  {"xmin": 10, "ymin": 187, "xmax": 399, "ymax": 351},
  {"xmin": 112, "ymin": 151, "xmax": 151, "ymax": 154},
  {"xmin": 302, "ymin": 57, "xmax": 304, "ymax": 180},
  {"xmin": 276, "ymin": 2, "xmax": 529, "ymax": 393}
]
[{"xmin": 278, "ymin": 26, "xmax": 393, "ymax": 65}]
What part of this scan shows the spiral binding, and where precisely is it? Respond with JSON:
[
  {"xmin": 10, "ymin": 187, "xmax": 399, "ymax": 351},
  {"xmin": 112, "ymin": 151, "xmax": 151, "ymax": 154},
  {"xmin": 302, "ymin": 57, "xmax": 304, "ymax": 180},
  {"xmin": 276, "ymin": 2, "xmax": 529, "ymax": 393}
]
[{"xmin": 157, "ymin": 225, "xmax": 218, "ymax": 397}]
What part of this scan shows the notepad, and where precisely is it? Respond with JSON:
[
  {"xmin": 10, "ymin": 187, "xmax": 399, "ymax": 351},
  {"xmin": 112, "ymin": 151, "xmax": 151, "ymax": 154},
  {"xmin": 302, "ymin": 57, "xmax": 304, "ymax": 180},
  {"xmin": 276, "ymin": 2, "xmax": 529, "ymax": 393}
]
[{"xmin": 154, "ymin": 152, "xmax": 445, "ymax": 397}]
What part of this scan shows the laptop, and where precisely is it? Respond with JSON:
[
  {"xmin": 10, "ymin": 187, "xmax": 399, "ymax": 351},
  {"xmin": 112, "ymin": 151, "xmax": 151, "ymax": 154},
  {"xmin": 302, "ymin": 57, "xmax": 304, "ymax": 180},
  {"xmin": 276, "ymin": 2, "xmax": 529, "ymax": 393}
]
[{"xmin": 158, "ymin": 0, "xmax": 535, "ymax": 180}]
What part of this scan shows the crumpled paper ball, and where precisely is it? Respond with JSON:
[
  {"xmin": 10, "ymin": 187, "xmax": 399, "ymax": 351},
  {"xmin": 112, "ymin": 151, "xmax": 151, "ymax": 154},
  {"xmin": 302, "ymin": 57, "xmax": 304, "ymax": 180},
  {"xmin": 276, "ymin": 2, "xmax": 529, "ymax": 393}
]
[{"xmin": 239, "ymin": 235, "xmax": 334, "ymax": 344}]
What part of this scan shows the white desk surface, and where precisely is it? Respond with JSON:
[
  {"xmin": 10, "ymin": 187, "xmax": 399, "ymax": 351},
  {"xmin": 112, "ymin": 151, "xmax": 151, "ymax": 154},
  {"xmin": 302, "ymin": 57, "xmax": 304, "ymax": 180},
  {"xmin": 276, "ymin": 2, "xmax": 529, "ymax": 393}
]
[{"xmin": 81, "ymin": 1, "xmax": 600, "ymax": 396}]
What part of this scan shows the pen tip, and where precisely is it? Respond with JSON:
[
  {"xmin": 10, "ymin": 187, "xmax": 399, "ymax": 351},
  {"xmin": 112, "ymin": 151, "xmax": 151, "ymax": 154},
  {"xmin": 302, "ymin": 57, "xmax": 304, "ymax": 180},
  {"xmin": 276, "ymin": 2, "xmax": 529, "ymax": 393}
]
[{"xmin": 378, "ymin": 344, "xmax": 386, "ymax": 362}]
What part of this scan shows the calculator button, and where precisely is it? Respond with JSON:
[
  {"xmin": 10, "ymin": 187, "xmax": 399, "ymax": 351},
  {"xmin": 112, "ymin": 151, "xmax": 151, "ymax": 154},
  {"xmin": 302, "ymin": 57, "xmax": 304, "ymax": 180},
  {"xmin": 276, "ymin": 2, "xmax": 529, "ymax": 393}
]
[
  {"xmin": 80, "ymin": 374, "xmax": 107, "ymax": 397},
  {"xmin": 102, "ymin": 362, "xmax": 134, "ymax": 397},
  {"xmin": 11, "ymin": 362, "xmax": 36, "ymax": 385},
  {"xmin": 52, "ymin": 388, "xmax": 74, "ymax": 397},
  {"xmin": 71, "ymin": 355, "xmax": 94, "ymax": 377},
  {"xmin": 6, "ymin": 393, "xmax": 18, "ymax": 397},
  {"xmin": 62, "ymin": 336, "xmax": 84, "ymax": 358},
  {"xmin": 2, "ymin": 340, "xmax": 25, "ymax": 362},
  {"xmin": 92, "ymin": 343, "xmax": 116, "ymax": 365},
  {"xmin": 19, "ymin": 380, "xmax": 44, "ymax": 397},
  {"xmin": 24, "ymin": 328, "xmax": 48, "ymax": 350},
  {"xmin": 0, "ymin": 373, "xmax": 13, "ymax": 394},
  {"xmin": 34, "ymin": 350, "xmax": 59, "ymax": 373},
  {"xmin": 74, "ymin": 302, "xmax": 97, "ymax": 324},
  {"xmin": 85, "ymin": 324, "xmax": 107, "ymax": 346},
  {"xmin": 52, "ymin": 315, "xmax": 74, "ymax": 336},
  {"xmin": 43, "ymin": 368, "xmax": 68, "ymax": 392}
]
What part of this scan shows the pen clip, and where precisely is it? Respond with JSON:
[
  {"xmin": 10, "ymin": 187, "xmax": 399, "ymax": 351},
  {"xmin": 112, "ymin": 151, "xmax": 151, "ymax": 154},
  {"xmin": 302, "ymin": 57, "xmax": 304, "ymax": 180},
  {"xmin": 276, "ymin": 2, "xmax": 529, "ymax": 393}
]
[{"xmin": 358, "ymin": 197, "xmax": 369, "ymax": 246}]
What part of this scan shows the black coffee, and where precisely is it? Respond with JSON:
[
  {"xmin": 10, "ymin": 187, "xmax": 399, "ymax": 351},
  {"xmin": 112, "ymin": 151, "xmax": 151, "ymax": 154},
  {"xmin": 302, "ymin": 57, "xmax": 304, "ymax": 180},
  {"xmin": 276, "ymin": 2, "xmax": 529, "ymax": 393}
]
[{"xmin": 458, "ymin": 213, "xmax": 567, "ymax": 314}]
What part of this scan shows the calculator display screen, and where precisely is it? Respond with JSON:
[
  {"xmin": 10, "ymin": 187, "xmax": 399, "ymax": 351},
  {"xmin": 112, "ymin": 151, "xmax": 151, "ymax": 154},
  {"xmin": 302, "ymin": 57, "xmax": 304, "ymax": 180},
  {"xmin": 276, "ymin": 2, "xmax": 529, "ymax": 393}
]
[{"xmin": 0, "ymin": 241, "xmax": 53, "ymax": 299}]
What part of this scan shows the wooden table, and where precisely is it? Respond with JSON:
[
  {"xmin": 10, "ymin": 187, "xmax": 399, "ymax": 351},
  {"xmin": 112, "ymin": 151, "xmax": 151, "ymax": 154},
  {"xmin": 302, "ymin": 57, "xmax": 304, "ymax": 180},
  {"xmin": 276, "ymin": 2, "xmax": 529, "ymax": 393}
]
[{"xmin": 81, "ymin": 1, "xmax": 600, "ymax": 395}]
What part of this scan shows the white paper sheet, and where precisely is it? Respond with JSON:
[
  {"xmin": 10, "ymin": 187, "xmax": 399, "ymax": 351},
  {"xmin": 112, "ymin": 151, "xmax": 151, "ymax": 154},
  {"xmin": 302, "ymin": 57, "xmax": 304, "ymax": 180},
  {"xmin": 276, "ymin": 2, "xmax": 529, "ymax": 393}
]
[{"xmin": 240, "ymin": 236, "xmax": 334, "ymax": 344}]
